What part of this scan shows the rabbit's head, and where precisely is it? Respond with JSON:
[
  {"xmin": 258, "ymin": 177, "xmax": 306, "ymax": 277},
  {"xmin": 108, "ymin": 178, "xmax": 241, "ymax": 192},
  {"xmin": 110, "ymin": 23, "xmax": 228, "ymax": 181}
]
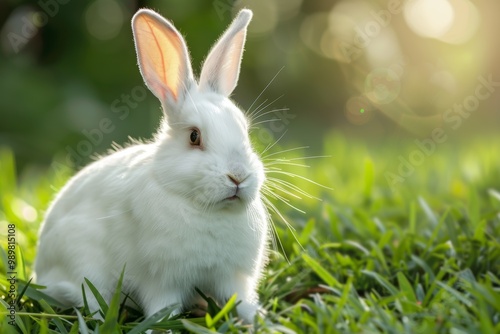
[{"xmin": 132, "ymin": 9, "xmax": 264, "ymax": 211}]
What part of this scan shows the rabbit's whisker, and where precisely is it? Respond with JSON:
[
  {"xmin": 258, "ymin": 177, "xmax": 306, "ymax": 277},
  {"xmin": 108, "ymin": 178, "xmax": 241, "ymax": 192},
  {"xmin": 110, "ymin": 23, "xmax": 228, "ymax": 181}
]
[
  {"xmin": 265, "ymin": 154, "xmax": 330, "ymax": 163},
  {"xmin": 266, "ymin": 177, "xmax": 320, "ymax": 201},
  {"xmin": 261, "ymin": 130, "xmax": 288, "ymax": 156},
  {"xmin": 262, "ymin": 194, "xmax": 306, "ymax": 264},
  {"xmin": 265, "ymin": 161, "xmax": 310, "ymax": 168},
  {"xmin": 266, "ymin": 170, "xmax": 332, "ymax": 190},
  {"xmin": 248, "ymin": 98, "xmax": 268, "ymax": 121},
  {"xmin": 249, "ymin": 119, "xmax": 282, "ymax": 129},
  {"xmin": 250, "ymin": 107, "xmax": 289, "ymax": 123},
  {"xmin": 266, "ymin": 181, "xmax": 301, "ymax": 201},
  {"xmin": 246, "ymin": 66, "xmax": 284, "ymax": 117},
  {"xmin": 260, "ymin": 195, "xmax": 286, "ymax": 260},
  {"xmin": 261, "ymin": 146, "xmax": 310, "ymax": 160},
  {"xmin": 265, "ymin": 185, "xmax": 306, "ymax": 214},
  {"xmin": 248, "ymin": 96, "xmax": 284, "ymax": 123}
]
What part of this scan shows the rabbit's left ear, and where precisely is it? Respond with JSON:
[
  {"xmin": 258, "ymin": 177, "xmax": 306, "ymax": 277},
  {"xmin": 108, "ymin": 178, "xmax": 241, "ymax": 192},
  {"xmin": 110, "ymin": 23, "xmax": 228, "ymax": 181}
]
[
  {"xmin": 199, "ymin": 9, "xmax": 252, "ymax": 97},
  {"xmin": 132, "ymin": 9, "xmax": 194, "ymax": 108}
]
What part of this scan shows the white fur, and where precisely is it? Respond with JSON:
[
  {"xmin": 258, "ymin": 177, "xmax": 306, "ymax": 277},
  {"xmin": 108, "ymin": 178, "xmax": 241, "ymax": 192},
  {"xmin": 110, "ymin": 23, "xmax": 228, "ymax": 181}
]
[{"xmin": 34, "ymin": 8, "xmax": 268, "ymax": 322}]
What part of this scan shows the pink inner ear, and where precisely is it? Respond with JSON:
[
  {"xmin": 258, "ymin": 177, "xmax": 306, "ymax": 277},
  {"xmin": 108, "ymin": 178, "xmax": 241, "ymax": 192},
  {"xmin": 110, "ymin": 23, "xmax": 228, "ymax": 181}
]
[{"xmin": 134, "ymin": 13, "xmax": 185, "ymax": 102}]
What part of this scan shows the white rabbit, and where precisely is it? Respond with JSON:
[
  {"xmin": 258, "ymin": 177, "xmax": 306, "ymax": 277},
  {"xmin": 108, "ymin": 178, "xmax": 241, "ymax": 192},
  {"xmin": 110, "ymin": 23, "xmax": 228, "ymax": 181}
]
[{"xmin": 34, "ymin": 8, "xmax": 269, "ymax": 323}]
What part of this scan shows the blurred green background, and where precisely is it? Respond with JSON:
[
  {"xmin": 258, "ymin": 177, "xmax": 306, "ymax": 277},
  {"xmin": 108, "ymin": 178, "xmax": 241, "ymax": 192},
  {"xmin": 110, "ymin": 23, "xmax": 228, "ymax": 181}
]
[
  {"xmin": 1, "ymin": 3, "xmax": 500, "ymax": 331},
  {"xmin": 1, "ymin": 0, "xmax": 499, "ymax": 173}
]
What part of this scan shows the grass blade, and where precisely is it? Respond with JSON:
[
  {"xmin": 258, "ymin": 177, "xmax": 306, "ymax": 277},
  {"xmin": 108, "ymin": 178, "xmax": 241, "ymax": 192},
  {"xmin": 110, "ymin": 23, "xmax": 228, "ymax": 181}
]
[
  {"xmin": 75, "ymin": 308, "xmax": 90, "ymax": 334},
  {"xmin": 303, "ymin": 253, "xmax": 341, "ymax": 288},
  {"xmin": 418, "ymin": 197, "xmax": 438, "ymax": 226},
  {"xmin": 206, "ymin": 293, "xmax": 238, "ymax": 328},
  {"xmin": 181, "ymin": 319, "xmax": 217, "ymax": 334},
  {"xmin": 17, "ymin": 280, "xmax": 67, "ymax": 308},
  {"xmin": 84, "ymin": 278, "xmax": 108, "ymax": 316},
  {"xmin": 100, "ymin": 267, "xmax": 125, "ymax": 333},
  {"xmin": 38, "ymin": 299, "xmax": 69, "ymax": 334},
  {"xmin": 126, "ymin": 305, "xmax": 180, "ymax": 334},
  {"xmin": 362, "ymin": 270, "xmax": 399, "ymax": 296}
]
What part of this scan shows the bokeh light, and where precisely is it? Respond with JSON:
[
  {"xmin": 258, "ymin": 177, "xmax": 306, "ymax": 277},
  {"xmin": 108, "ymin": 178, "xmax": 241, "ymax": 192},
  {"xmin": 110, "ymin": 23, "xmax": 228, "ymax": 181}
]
[
  {"xmin": 0, "ymin": 0, "xmax": 498, "ymax": 169},
  {"xmin": 439, "ymin": 0, "xmax": 480, "ymax": 45},
  {"xmin": 404, "ymin": 0, "xmax": 480, "ymax": 44},
  {"xmin": 404, "ymin": 0, "xmax": 455, "ymax": 40},
  {"xmin": 1, "ymin": 6, "xmax": 39, "ymax": 54},
  {"xmin": 85, "ymin": 0, "xmax": 124, "ymax": 40},
  {"xmin": 300, "ymin": 12, "xmax": 330, "ymax": 59},
  {"xmin": 365, "ymin": 68, "xmax": 401, "ymax": 105},
  {"xmin": 345, "ymin": 95, "xmax": 374, "ymax": 125}
]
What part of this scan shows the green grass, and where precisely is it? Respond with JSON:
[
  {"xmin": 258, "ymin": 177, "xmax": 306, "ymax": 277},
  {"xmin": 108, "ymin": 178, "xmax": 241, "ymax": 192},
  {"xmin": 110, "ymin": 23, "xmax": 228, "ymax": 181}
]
[{"xmin": 1, "ymin": 133, "xmax": 500, "ymax": 333}]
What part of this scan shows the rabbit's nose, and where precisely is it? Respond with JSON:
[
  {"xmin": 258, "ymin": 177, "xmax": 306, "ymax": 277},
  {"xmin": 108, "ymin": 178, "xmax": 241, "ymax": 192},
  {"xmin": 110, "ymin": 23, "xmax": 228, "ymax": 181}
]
[{"xmin": 227, "ymin": 174, "xmax": 241, "ymax": 186}]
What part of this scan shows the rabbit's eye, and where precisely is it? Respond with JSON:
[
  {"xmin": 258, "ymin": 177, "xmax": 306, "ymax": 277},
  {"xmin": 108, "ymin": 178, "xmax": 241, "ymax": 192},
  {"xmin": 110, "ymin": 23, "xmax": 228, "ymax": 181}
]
[{"xmin": 190, "ymin": 129, "xmax": 201, "ymax": 146}]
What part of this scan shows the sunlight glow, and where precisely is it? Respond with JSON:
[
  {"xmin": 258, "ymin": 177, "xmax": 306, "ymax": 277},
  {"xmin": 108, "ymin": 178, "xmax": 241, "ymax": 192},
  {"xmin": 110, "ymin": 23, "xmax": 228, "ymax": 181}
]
[
  {"xmin": 440, "ymin": 0, "xmax": 480, "ymax": 45},
  {"xmin": 404, "ymin": 0, "xmax": 455, "ymax": 40}
]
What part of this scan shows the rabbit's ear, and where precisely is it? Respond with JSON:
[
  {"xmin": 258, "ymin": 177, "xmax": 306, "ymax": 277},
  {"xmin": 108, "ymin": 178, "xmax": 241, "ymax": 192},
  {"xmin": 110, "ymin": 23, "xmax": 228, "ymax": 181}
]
[
  {"xmin": 199, "ymin": 9, "xmax": 252, "ymax": 97},
  {"xmin": 132, "ymin": 9, "xmax": 194, "ymax": 107}
]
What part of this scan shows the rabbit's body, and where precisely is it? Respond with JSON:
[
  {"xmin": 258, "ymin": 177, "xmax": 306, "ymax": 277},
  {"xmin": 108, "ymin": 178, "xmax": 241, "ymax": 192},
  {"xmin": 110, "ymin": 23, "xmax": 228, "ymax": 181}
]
[
  {"xmin": 35, "ymin": 9, "xmax": 269, "ymax": 321},
  {"xmin": 36, "ymin": 142, "xmax": 267, "ymax": 317}
]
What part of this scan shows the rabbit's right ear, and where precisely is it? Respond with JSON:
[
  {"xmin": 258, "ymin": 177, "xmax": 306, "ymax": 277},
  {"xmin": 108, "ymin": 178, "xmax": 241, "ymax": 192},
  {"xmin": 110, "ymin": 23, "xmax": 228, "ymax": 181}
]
[
  {"xmin": 132, "ymin": 9, "xmax": 194, "ymax": 110},
  {"xmin": 199, "ymin": 9, "xmax": 252, "ymax": 97}
]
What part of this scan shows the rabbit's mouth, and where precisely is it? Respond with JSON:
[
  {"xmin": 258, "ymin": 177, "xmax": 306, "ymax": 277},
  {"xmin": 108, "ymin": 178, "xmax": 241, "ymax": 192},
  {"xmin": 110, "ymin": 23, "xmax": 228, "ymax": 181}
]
[
  {"xmin": 225, "ymin": 195, "xmax": 240, "ymax": 201},
  {"xmin": 217, "ymin": 194, "xmax": 244, "ymax": 210}
]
